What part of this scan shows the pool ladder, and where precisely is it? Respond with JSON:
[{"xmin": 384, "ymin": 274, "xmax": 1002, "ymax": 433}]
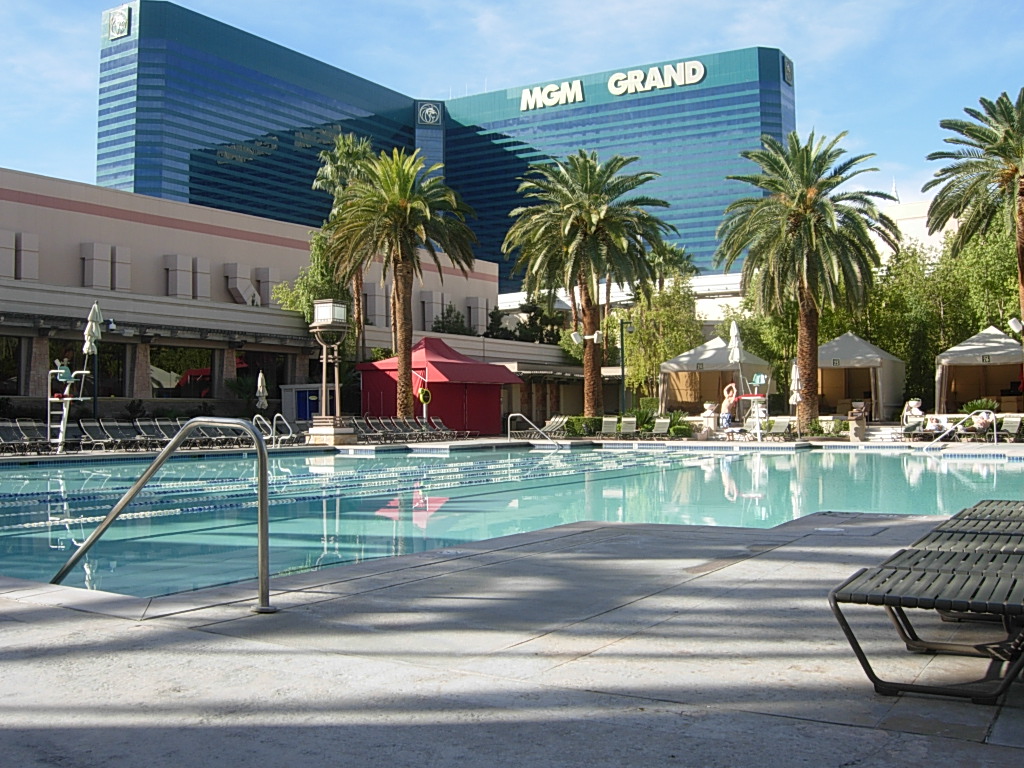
[
  {"xmin": 505, "ymin": 412, "xmax": 562, "ymax": 452},
  {"xmin": 50, "ymin": 417, "xmax": 278, "ymax": 613}
]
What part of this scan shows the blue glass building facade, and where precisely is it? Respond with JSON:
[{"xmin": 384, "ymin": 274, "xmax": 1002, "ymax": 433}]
[
  {"xmin": 444, "ymin": 48, "xmax": 795, "ymax": 286},
  {"xmin": 98, "ymin": 1, "xmax": 415, "ymax": 227},
  {"xmin": 98, "ymin": 2, "xmax": 794, "ymax": 287}
]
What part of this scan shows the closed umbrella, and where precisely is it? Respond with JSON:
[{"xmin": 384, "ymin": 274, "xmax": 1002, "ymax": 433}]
[
  {"xmin": 789, "ymin": 361, "xmax": 803, "ymax": 438},
  {"xmin": 83, "ymin": 302, "xmax": 103, "ymax": 356},
  {"xmin": 727, "ymin": 319, "xmax": 744, "ymax": 390},
  {"xmin": 789, "ymin": 361, "xmax": 803, "ymax": 405},
  {"xmin": 255, "ymin": 371, "xmax": 269, "ymax": 410},
  {"xmin": 83, "ymin": 302, "xmax": 103, "ymax": 419},
  {"xmin": 727, "ymin": 319, "xmax": 745, "ymax": 423}
]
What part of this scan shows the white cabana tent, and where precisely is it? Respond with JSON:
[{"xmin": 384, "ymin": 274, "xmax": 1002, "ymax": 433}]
[
  {"xmin": 815, "ymin": 332, "xmax": 906, "ymax": 421},
  {"xmin": 658, "ymin": 336, "xmax": 773, "ymax": 413},
  {"xmin": 934, "ymin": 326, "xmax": 1024, "ymax": 413}
]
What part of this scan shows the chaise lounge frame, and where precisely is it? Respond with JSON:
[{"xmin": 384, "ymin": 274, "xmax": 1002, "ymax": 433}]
[{"xmin": 829, "ymin": 499, "xmax": 1024, "ymax": 705}]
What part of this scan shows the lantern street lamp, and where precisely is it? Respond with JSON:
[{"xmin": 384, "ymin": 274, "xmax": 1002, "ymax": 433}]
[{"xmin": 309, "ymin": 299, "xmax": 349, "ymax": 436}]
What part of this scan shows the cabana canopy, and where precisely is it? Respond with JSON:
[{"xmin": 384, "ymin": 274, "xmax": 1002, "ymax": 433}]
[
  {"xmin": 658, "ymin": 336, "xmax": 772, "ymax": 413},
  {"xmin": 815, "ymin": 332, "xmax": 905, "ymax": 421},
  {"xmin": 357, "ymin": 337, "xmax": 521, "ymax": 435},
  {"xmin": 934, "ymin": 326, "xmax": 1024, "ymax": 413}
]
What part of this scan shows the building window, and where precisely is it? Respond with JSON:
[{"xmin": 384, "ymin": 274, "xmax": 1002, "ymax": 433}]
[
  {"xmin": 151, "ymin": 346, "xmax": 214, "ymax": 398},
  {"xmin": 0, "ymin": 337, "xmax": 21, "ymax": 396}
]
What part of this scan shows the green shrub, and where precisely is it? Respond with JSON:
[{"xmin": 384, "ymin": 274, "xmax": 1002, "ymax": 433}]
[
  {"xmin": 564, "ymin": 416, "xmax": 601, "ymax": 436},
  {"xmin": 629, "ymin": 405, "xmax": 656, "ymax": 432},
  {"xmin": 959, "ymin": 398, "xmax": 999, "ymax": 414},
  {"xmin": 669, "ymin": 420, "xmax": 694, "ymax": 438},
  {"xmin": 667, "ymin": 410, "xmax": 687, "ymax": 430},
  {"xmin": 638, "ymin": 396, "xmax": 659, "ymax": 413}
]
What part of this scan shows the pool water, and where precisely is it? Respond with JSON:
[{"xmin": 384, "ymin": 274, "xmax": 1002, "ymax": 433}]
[{"xmin": 1, "ymin": 448, "xmax": 1021, "ymax": 598}]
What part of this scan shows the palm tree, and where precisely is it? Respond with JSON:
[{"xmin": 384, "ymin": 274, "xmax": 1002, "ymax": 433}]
[
  {"xmin": 923, "ymin": 88, "xmax": 1024, "ymax": 321},
  {"xmin": 313, "ymin": 133, "xmax": 375, "ymax": 359},
  {"xmin": 330, "ymin": 148, "xmax": 476, "ymax": 417},
  {"xmin": 502, "ymin": 150, "xmax": 675, "ymax": 416},
  {"xmin": 714, "ymin": 131, "xmax": 900, "ymax": 431},
  {"xmin": 648, "ymin": 242, "xmax": 699, "ymax": 292}
]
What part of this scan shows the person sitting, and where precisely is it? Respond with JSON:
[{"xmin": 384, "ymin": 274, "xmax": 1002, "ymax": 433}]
[
  {"xmin": 962, "ymin": 411, "xmax": 994, "ymax": 439},
  {"xmin": 901, "ymin": 399, "xmax": 924, "ymax": 426}
]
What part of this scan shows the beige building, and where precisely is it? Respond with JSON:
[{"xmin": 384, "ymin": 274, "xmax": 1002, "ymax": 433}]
[{"xmin": 0, "ymin": 167, "xmax": 583, "ymax": 422}]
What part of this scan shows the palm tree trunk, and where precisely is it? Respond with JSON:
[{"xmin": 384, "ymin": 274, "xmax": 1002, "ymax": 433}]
[
  {"xmin": 390, "ymin": 284, "xmax": 399, "ymax": 353},
  {"xmin": 1016, "ymin": 176, "xmax": 1024, "ymax": 323},
  {"xmin": 352, "ymin": 270, "xmax": 365, "ymax": 361},
  {"xmin": 796, "ymin": 284, "xmax": 820, "ymax": 432},
  {"xmin": 579, "ymin": 275, "xmax": 604, "ymax": 416},
  {"xmin": 393, "ymin": 262, "xmax": 415, "ymax": 419}
]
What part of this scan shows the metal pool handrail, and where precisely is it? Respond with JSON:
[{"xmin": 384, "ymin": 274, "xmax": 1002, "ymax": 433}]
[
  {"xmin": 506, "ymin": 412, "xmax": 562, "ymax": 451},
  {"xmin": 50, "ymin": 417, "xmax": 277, "ymax": 614},
  {"xmin": 920, "ymin": 409, "xmax": 996, "ymax": 451}
]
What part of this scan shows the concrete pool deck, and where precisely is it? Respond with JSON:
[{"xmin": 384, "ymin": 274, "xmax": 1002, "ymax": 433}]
[{"xmin": 2, "ymin": 509, "xmax": 1022, "ymax": 767}]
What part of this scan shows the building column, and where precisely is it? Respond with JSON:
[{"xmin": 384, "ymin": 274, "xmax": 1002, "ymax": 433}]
[
  {"xmin": 128, "ymin": 342, "xmax": 153, "ymax": 399},
  {"xmin": 27, "ymin": 335, "xmax": 52, "ymax": 398},
  {"xmin": 209, "ymin": 349, "xmax": 233, "ymax": 400}
]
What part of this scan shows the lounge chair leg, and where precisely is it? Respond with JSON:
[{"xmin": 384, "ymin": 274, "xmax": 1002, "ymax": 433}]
[{"xmin": 830, "ymin": 591, "xmax": 1024, "ymax": 704}]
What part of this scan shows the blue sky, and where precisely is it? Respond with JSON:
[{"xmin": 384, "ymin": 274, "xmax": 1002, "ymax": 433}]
[{"xmin": 1, "ymin": 0, "xmax": 1021, "ymax": 204}]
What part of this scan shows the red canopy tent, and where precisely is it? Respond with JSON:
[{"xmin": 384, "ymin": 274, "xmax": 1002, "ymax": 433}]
[{"xmin": 356, "ymin": 337, "xmax": 521, "ymax": 435}]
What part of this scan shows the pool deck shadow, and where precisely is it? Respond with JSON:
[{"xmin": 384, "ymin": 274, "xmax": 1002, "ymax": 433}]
[{"xmin": 1, "ymin": 511, "xmax": 1022, "ymax": 767}]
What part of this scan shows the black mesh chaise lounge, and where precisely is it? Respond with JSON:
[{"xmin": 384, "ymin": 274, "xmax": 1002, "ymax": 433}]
[
  {"xmin": 829, "ymin": 556, "xmax": 1024, "ymax": 704},
  {"xmin": 829, "ymin": 500, "xmax": 1024, "ymax": 704}
]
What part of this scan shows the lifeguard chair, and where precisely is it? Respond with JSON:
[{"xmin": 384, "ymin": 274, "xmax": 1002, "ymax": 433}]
[
  {"xmin": 47, "ymin": 360, "xmax": 91, "ymax": 453},
  {"xmin": 737, "ymin": 373, "xmax": 769, "ymax": 440}
]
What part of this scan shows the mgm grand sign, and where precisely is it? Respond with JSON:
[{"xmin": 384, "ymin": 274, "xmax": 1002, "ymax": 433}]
[{"xmin": 519, "ymin": 60, "xmax": 707, "ymax": 111}]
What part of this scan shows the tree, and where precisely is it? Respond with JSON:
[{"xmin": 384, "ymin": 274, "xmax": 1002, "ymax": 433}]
[
  {"xmin": 502, "ymin": 150, "xmax": 675, "ymax": 416},
  {"xmin": 647, "ymin": 242, "xmax": 699, "ymax": 292},
  {"xmin": 431, "ymin": 302, "xmax": 477, "ymax": 336},
  {"xmin": 331, "ymin": 148, "xmax": 476, "ymax": 418},
  {"xmin": 714, "ymin": 131, "xmax": 900, "ymax": 431},
  {"xmin": 272, "ymin": 230, "xmax": 350, "ymax": 322},
  {"xmin": 483, "ymin": 306, "xmax": 517, "ymax": 340},
  {"xmin": 513, "ymin": 300, "xmax": 563, "ymax": 344},
  {"xmin": 621, "ymin": 279, "xmax": 704, "ymax": 399},
  {"xmin": 924, "ymin": 88, "xmax": 1024, "ymax": 321},
  {"xmin": 313, "ymin": 133, "xmax": 375, "ymax": 359}
]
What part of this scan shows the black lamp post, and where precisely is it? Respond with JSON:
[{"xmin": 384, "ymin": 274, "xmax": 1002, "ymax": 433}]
[{"xmin": 619, "ymin": 316, "xmax": 634, "ymax": 414}]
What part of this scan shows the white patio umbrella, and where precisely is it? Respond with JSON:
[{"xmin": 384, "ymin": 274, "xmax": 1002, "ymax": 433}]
[
  {"xmin": 727, "ymin": 320, "xmax": 759, "ymax": 437},
  {"xmin": 789, "ymin": 361, "xmax": 803, "ymax": 437},
  {"xmin": 83, "ymin": 302, "xmax": 103, "ymax": 355},
  {"xmin": 727, "ymin": 320, "xmax": 742, "ymax": 367},
  {"xmin": 729, "ymin": 319, "xmax": 753, "ymax": 434},
  {"xmin": 255, "ymin": 371, "xmax": 269, "ymax": 410},
  {"xmin": 789, "ymin": 361, "xmax": 803, "ymax": 404},
  {"xmin": 83, "ymin": 302, "xmax": 104, "ymax": 419}
]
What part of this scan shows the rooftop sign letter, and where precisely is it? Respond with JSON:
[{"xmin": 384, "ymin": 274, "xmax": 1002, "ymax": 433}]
[
  {"xmin": 520, "ymin": 80, "xmax": 585, "ymax": 111},
  {"xmin": 607, "ymin": 61, "xmax": 706, "ymax": 96}
]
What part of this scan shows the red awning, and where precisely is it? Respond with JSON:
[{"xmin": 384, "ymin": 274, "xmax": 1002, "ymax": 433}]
[{"xmin": 356, "ymin": 337, "xmax": 521, "ymax": 385}]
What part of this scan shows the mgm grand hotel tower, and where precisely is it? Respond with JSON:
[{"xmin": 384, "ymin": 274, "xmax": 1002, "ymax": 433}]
[{"xmin": 99, "ymin": 1, "xmax": 796, "ymax": 290}]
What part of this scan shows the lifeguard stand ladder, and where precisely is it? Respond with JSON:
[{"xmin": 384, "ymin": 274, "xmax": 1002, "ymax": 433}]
[{"xmin": 47, "ymin": 365, "xmax": 90, "ymax": 453}]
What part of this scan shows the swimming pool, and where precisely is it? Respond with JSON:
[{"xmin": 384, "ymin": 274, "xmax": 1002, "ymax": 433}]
[{"xmin": 1, "ymin": 447, "xmax": 1021, "ymax": 598}]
